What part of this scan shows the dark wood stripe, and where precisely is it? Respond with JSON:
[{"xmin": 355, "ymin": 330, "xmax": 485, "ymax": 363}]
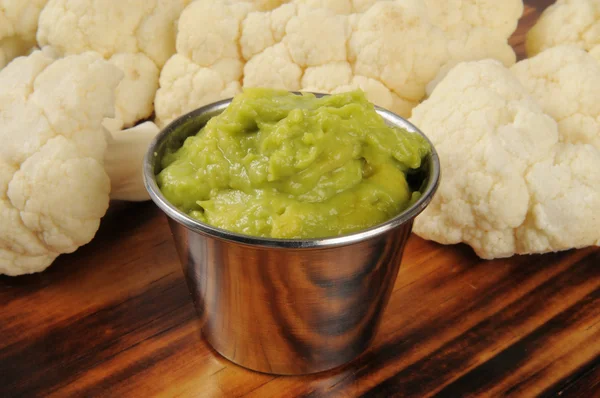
[
  {"xmin": 0, "ymin": 202, "xmax": 172, "ymax": 352},
  {"xmin": 350, "ymin": 252, "xmax": 575, "ymax": 373},
  {"xmin": 241, "ymin": 249, "xmax": 595, "ymax": 398},
  {"xmin": 71, "ymin": 325, "xmax": 194, "ymax": 398},
  {"xmin": 539, "ymin": 355, "xmax": 600, "ymax": 397},
  {"xmin": 433, "ymin": 290, "xmax": 600, "ymax": 397},
  {"xmin": 298, "ymin": 249, "xmax": 595, "ymax": 396},
  {"xmin": 359, "ymin": 251, "xmax": 600, "ymax": 397},
  {"xmin": 0, "ymin": 275, "xmax": 195, "ymax": 397}
]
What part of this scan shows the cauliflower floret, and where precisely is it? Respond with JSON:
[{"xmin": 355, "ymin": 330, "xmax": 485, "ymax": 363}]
[
  {"xmin": 424, "ymin": 0, "xmax": 523, "ymax": 39},
  {"xmin": 295, "ymin": 0, "xmax": 524, "ymax": 35},
  {"xmin": 0, "ymin": 0, "xmax": 49, "ymax": 69},
  {"xmin": 37, "ymin": 0, "xmax": 191, "ymax": 67},
  {"xmin": 156, "ymin": 0, "xmax": 523, "ymax": 127},
  {"xmin": 302, "ymin": 0, "xmax": 521, "ymax": 84},
  {"xmin": 285, "ymin": 6, "xmax": 351, "ymax": 67},
  {"xmin": 155, "ymin": 55, "xmax": 242, "ymax": 127},
  {"xmin": 301, "ymin": 62, "xmax": 354, "ymax": 92},
  {"xmin": 37, "ymin": 0, "xmax": 191, "ymax": 128},
  {"xmin": 440, "ymin": 26, "xmax": 517, "ymax": 71},
  {"xmin": 591, "ymin": 45, "xmax": 600, "ymax": 61},
  {"xmin": 294, "ymin": 0, "xmax": 378, "ymax": 14},
  {"xmin": 242, "ymin": 0, "xmax": 289, "ymax": 11},
  {"xmin": 107, "ymin": 53, "xmax": 159, "ymax": 129},
  {"xmin": 519, "ymin": 144, "xmax": 600, "ymax": 252},
  {"xmin": 411, "ymin": 59, "xmax": 600, "ymax": 258},
  {"xmin": 511, "ymin": 46, "xmax": 600, "ymax": 150},
  {"xmin": 526, "ymin": 0, "xmax": 600, "ymax": 57},
  {"xmin": 156, "ymin": 0, "xmax": 445, "ymax": 126},
  {"xmin": 426, "ymin": 0, "xmax": 521, "ymax": 69},
  {"xmin": 424, "ymin": 0, "xmax": 523, "ymax": 95},
  {"xmin": 0, "ymin": 50, "xmax": 123, "ymax": 276},
  {"xmin": 177, "ymin": 0, "xmax": 254, "ymax": 68},
  {"xmin": 301, "ymin": 62, "xmax": 416, "ymax": 117},
  {"xmin": 333, "ymin": 76, "xmax": 418, "ymax": 118},
  {"xmin": 244, "ymin": 43, "xmax": 303, "ymax": 90},
  {"xmin": 348, "ymin": 1, "xmax": 449, "ymax": 104}
]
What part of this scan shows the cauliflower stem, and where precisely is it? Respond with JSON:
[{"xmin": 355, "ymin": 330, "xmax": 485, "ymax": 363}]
[{"xmin": 105, "ymin": 122, "xmax": 160, "ymax": 202}]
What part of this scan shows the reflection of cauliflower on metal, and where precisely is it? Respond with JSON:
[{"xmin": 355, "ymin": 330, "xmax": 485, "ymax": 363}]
[
  {"xmin": 411, "ymin": 52, "xmax": 600, "ymax": 259},
  {"xmin": 0, "ymin": 50, "xmax": 159, "ymax": 276},
  {"xmin": 155, "ymin": 0, "xmax": 523, "ymax": 127}
]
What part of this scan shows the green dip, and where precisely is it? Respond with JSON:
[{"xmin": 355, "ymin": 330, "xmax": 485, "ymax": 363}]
[{"xmin": 157, "ymin": 88, "xmax": 430, "ymax": 239}]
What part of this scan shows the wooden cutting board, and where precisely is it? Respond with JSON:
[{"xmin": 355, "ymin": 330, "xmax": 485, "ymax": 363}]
[{"xmin": 1, "ymin": 1, "xmax": 599, "ymax": 396}]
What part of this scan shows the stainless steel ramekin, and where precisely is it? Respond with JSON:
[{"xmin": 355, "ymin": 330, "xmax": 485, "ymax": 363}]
[{"xmin": 143, "ymin": 94, "xmax": 440, "ymax": 375}]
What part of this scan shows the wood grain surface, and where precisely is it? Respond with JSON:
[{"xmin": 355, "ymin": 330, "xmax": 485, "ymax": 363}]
[{"xmin": 1, "ymin": 1, "xmax": 599, "ymax": 397}]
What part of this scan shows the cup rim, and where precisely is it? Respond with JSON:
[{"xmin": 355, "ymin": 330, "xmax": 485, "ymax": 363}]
[{"xmin": 143, "ymin": 92, "xmax": 441, "ymax": 249}]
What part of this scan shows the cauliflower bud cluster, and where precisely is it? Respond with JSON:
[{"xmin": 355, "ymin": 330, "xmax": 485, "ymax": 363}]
[
  {"xmin": 0, "ymin": 48, "xmax": 161, "ymax": 276},
  {"xmin": 10, "ymin": 0, "xmax": 600, "ymax": 272},
  {"xmin": 0, "ymin": 0, "xmax": 50, "ymax": 69},
  {"xmin": 154, "ymin": 0, "xmax": 522, "ymax": 127},
  {"xmin": 36, "ymin": 0, "xmax": 193, "ymax": 130},
  {"xmin": 0, "ymin": 50, "xmax": 121, "ymax": 275},
  {"xmin": 526, "ymin": 0, "xmax": 600, "ymax": 57},
  {"xmin": 411, "ymin": 46, "xmax": 600, "ymax": 259}
]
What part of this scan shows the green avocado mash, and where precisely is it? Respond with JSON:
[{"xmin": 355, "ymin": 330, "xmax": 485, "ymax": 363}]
[{"xmin": 157, "ymin": 88, "xmax": 430, "ymax": 239}]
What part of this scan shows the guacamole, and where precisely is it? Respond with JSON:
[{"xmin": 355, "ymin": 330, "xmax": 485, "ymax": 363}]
[{"xmin": 157, "ymin": 88, "xmax": 430, "ymax": 239}]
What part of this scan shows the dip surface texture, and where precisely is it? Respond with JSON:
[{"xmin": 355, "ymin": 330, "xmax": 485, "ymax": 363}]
[{"xmin": 157, "ymin": 89, "xmax": 430, "ymax": 239}]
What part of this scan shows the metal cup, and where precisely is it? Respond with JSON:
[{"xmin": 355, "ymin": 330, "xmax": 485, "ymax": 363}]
[{"xmin": 143, "ymin": 95, "xmax": 441, "ymax": 375}]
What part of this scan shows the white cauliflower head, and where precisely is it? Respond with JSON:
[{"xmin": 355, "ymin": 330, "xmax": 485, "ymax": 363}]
[
  {"xmin": 423, "ymin": 0, "xmax": 523, "ymax": 95},
  {"xmin": 0, "ymin": 0, "xmax": 49, "ymax": 69},
  {"xmin": 411, "ymin": 59, "xmax": 600, "ymax": 259},
  {"xmin": 426, "ymin": 0, "xmax": 522, "ymax": 67},
  {"xmin": 424, "ymin": 0, "xmax": 523, "ymax": 39},
  {"xmin": 311, "ymin": 0, "xmax": 523, "ymax": 98},
  {"xmin": 0, "ymin": 49, "xmax": 159, "ymax": 276},
  {"xmin": 511, "ymin": 45, "xmax": 600, "ymax": 150},
  {"xmin": 37, "ymin": 0, "xmax": 191, "ymax": 67},
  {"xmin": 301, "ymin": 0, "xmax": 523, "ymax": 92},
  {"xmin": 37, "ymin": 0, "xmax": 191, "ymax": 128},
  {"xmin": 347, "ymin": 1, "xmax": 449, "ymax": 105},
  {"xmin": 0, "ymin": 50, "xmax": 122, "ymax": 275},
  {"xmin": 526, "ymin": 0, "xmax": 600, "ymax": 57},
  {"xmin": 155, "ymin": 0, "xmax": 450, "ymax": 126},
  {"xmin": 155, "ymin": 0, "xmax": 522, "ymax": 127}
]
